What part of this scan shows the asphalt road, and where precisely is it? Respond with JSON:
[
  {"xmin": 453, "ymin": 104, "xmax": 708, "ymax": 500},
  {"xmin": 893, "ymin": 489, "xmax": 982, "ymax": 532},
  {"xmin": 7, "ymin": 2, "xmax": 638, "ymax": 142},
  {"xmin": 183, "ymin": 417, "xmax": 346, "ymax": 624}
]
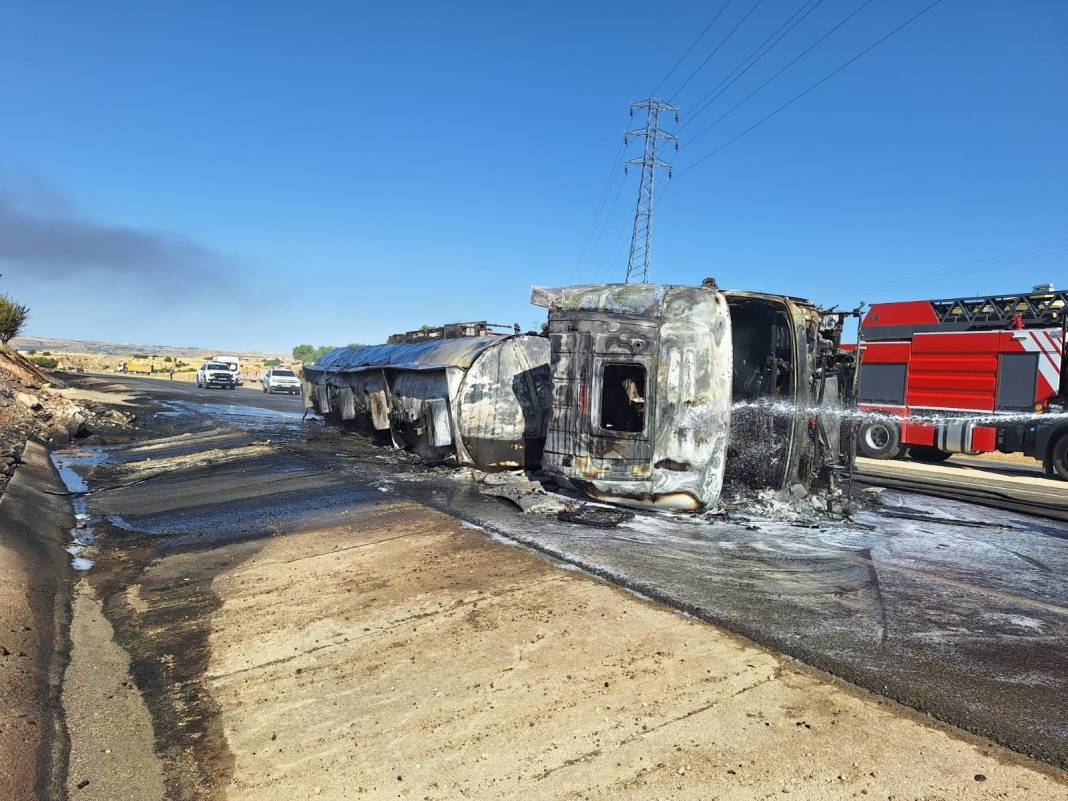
[
  {"xmin": 63, "ymin": 372, "xmax": 306, "ymax": 413},
  {"xmin": 855, "ymin": 456, "xmax": 1068, "ymax": 521},
  {"xmin": 63, "ymin": 374, "xmax": 1068, "ymax": 770}
]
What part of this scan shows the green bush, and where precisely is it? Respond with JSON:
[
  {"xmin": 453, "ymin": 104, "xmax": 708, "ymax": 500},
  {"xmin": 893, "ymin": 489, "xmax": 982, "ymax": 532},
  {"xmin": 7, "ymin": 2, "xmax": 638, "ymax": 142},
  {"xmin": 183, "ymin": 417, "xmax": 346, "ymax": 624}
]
[
  {"xmin": 30, "ymin": 356, "xmax": 58, "ymax": 369},
  {"xmin": 264, "ymin": 358, "xmax": 282, "ymax": 367},
  {"xmin": 0, "ymin": 295, "xmax": 29, "ymax": 344},
  {"xmin": 163, "ymin": 356, "xmax": 173, "ymax": 362}
]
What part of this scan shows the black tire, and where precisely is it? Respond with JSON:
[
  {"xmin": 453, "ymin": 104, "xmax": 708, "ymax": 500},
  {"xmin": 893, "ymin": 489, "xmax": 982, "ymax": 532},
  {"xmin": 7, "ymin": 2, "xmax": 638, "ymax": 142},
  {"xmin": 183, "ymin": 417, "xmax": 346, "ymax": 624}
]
[
  {"xmin": 1051, "ymin": 433, "xmax": 1068, "ymax": 481},
  {"xmin": 908, "ymin": 446, "xmax": 952, "ymax": 464},
  {"xmin": 857, "ymin": 419, "xmax": 902, "ymax": 459}
]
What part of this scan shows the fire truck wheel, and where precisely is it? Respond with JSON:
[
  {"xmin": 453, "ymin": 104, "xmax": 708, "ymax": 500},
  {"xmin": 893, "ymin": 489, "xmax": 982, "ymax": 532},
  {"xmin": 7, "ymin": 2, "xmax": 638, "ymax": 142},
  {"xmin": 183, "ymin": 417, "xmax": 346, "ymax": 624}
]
[
  {"xmin": 1051, "ymin": 433, "xmax": 1068, "ymax": 481},
  {"xmin": 908, "ymin": 446, "xmax": 952, "ymax": 463},
  {"xmin": 857, "ymin": 419, "xmax": 901, "ymax": 460}
]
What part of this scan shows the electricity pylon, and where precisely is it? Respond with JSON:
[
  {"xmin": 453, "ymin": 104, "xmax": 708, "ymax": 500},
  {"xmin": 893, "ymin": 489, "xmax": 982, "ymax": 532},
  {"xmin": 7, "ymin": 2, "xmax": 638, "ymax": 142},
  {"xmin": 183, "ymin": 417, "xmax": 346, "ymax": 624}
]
[{"xmin": 624, "ymin": 99, "xmax": 677, "ymax": 284}]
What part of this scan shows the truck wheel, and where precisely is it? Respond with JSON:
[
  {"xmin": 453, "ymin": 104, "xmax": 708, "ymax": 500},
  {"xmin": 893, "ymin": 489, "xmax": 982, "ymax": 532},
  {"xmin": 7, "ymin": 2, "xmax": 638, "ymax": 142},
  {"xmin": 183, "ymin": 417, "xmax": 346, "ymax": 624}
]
[
  {"xmin": 1051, "ymin": 433, "xmax": 1068, "ymax": 481},
  {"xmin": 858, "ymin": 419, "xmax": 902, "ymax": 459},
  {"xmin": 908, "ymin": 446, "xmax": 952, "ymax": 463}
]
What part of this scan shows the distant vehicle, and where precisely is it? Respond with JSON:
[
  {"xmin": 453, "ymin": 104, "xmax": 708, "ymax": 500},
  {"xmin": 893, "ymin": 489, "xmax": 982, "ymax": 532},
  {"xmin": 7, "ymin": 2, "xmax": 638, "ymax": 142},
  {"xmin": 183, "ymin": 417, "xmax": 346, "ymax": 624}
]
[
  {"xmin": 196, "ymin": 362, "xmax": 237, "ymax": 390},
  {"xmin": 261, "ymin": 366, "xmax": 302, "ymax": 395},
  {"xmin": 117, "ymin": 360, "xmax": 153, "ymax": 374},
  {"xmin": 211, "ymin": 355, "xmax": 242, "ymax": 385}
]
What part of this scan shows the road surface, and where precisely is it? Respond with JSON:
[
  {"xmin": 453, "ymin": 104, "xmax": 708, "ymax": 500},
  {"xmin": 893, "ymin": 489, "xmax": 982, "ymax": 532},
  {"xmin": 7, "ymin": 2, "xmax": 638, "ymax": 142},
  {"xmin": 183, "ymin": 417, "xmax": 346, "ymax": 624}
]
[
  {"xmin": 56, "ymin": 374, "xmax": 1068, "ymax": 775},
  {"xmin": 62, "ymin": 371, "xmax": 306, "ymax": 413},
  {"xmin": 855, "ymin": 455, "xmax": 1068, "ymax": 521}
]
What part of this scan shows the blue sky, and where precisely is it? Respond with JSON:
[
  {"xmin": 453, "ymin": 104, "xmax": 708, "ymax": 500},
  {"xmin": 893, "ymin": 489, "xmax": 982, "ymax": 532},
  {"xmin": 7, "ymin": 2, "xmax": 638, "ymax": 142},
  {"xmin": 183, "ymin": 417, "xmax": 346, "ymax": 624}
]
[{"xmin": 1, "ymin": 0, "xmax": 1065, "ymax": 352}]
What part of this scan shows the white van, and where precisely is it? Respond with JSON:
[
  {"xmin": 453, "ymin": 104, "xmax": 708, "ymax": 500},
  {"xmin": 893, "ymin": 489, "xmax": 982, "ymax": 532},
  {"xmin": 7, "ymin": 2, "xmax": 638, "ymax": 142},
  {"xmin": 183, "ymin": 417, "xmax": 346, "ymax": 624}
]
[{"xmin": 211, "ymin": 355, "xmax": 241, "ymax": 385}]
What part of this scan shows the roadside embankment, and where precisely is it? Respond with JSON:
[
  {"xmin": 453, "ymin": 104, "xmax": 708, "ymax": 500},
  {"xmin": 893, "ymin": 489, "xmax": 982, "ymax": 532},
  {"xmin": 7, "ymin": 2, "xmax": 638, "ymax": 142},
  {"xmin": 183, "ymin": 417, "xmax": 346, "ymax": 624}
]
[{"xmin": 0, "ymin": 440, "xmax": 73, "ymax": 801}]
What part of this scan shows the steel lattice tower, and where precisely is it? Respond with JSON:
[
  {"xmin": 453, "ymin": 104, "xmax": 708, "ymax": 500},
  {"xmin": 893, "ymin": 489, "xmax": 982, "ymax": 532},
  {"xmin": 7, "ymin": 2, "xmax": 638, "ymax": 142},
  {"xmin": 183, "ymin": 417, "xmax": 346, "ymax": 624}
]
[{"xmin": 625, "ymin": 99, "xmax": 677, "ymax": 284}]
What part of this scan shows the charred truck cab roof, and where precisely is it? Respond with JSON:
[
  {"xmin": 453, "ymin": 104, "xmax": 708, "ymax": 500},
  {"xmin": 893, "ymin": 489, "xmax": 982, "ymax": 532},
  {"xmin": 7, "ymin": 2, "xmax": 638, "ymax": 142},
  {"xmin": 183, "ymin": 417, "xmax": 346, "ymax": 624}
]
[{"xmin": 532, "ymin": 282, "xmax": 854, "ymax": 511}]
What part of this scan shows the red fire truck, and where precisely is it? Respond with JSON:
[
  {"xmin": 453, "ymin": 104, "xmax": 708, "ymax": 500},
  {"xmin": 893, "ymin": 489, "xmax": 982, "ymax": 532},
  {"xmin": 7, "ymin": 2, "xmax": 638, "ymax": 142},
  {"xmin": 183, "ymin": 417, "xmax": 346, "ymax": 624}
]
[{"xmin": 855, "ymin": 287, "xmax": 1068, "ymax": 479}]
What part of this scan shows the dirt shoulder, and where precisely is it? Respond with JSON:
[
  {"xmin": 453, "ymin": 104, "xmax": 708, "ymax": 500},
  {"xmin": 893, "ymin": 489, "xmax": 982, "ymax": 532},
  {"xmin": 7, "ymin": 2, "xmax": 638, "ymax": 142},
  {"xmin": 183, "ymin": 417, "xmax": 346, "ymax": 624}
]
[
  {"xmin": 0, "ymin": 441, "xmax": 73, "ymax": 801},
  {"xmin": 99, "ymin": 490, "xmax": 1065, "ymax": 800}
]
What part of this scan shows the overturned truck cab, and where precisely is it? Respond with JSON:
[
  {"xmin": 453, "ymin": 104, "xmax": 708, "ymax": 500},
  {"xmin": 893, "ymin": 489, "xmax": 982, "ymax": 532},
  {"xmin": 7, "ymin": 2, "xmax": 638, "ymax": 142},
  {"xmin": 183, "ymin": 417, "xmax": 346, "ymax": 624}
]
[
  {"xmin": 532, "ymin": 281, "xmax": 855, "ymax": 511},
  {"xmin": 303, "ymin": 336, "xmax": 551, "ymax": 470}
]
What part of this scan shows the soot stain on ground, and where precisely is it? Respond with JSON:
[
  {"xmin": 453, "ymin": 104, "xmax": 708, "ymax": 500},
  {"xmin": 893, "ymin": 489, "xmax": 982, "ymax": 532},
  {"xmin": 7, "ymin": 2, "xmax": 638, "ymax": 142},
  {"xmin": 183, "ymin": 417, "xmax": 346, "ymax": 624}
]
[{"xmin": 87, "ymin": 516, "xmax": 257, "ymax": 801}]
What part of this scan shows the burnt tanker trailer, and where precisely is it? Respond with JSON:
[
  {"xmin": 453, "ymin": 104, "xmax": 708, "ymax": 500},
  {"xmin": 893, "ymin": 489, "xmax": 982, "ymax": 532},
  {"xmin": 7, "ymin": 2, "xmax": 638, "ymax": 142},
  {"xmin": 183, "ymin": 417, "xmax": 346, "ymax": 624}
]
[{"xmin": 302, "ymin": 336, "xmax": 551, "ymax": 470}]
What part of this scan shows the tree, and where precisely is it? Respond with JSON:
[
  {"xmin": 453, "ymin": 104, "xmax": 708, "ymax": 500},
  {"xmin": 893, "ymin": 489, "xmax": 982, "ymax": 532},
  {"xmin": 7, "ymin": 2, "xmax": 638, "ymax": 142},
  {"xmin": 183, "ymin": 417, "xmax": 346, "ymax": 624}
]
[
  {"xmin": 0, "ymin": 294, "xmax": 30, "ymax": 344},
  {"xmin": 292, "ymin": 344, "xmax": 338, "ymax": 363},
  {"xmin": 264, "ymin": 358, "xmax": 282, "ymax": 367},
  {"xmin": 30, "ymin": 355, "xmax": 58, "ymax": 369}
]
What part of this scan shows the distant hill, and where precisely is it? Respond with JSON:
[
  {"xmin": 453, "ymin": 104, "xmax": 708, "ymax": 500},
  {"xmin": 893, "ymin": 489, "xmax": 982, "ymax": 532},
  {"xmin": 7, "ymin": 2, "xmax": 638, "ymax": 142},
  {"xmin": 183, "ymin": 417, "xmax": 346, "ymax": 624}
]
[{"xmin": 11, "ymin": 336, "xmax": 286, "ymax": 361}]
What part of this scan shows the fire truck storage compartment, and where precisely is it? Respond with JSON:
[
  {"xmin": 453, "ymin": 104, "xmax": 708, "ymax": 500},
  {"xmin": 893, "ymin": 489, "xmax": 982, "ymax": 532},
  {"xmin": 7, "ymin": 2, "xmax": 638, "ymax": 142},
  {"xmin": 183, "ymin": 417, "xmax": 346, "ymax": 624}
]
[
  {"xmin": 907, "ymin": 332, "xmax": 999, "ymax": 412},
  {"xmin": 996, "ymin": 352, "xmax": 1040, "ymax": 411},
  {"xmin": 724, "ymin": 295, "xmax": 795, "ymax": 489},
  {"xmin": 859, "ymin": 363, "xmax": 907, "ymax": 405}
]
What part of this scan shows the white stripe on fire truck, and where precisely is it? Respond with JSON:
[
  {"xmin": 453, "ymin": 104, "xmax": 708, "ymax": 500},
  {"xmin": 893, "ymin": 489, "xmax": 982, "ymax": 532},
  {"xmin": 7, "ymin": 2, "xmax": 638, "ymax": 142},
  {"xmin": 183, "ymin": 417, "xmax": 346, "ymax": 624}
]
[
  {"xmin": 1043, "ymin": 329, "xmax": 1063, "ymax": 354},
  {"xmin": 1024, "ymin": 331, "xmax": 1060, "ymax": 391}
]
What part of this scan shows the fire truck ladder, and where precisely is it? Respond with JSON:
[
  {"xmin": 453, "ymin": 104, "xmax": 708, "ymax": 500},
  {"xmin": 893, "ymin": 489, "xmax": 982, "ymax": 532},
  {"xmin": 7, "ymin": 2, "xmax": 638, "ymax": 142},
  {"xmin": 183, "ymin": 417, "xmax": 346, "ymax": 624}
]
[{"xmin": 930, "ymin": 290, "xmax": 1068, "ymax": 329}]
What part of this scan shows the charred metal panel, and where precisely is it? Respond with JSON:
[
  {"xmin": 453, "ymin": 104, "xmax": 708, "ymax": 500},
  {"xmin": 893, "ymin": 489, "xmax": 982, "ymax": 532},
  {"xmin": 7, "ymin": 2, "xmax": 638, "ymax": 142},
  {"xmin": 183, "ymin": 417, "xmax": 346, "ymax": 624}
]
[
  {"xmin": 315, "ymin": 384, "xmax": 331, "ymax": 414},
  {"xmin": 533, "ymin": 283, "xmax": 855, "ymax": 510},
  {"xmin": 388, "ymin": 369, "xmax": 455, "ymax": 464},
  {"xmin": 724, "ymin": 290, "xmax": 854, "ymax": 494},
  {"xmin": 455, "ymin": 336, "xmax": 551, "ymax": 469},
  {"xmin": 533, "ymin": 283, "xmax": 732, "ymax": 510},
  {"xmin": 303, "ymin": 336, "xmax": 550, "ymax": 471},
  {"xmin": 338, "ymin": 387, "xmax": 356, "ymax": 421}
]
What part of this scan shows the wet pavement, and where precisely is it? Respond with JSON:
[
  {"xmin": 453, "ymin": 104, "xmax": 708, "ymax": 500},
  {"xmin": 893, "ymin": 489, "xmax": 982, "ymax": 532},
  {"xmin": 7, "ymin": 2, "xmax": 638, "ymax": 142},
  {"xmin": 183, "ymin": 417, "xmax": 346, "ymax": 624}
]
[{"xmin": 60, "ymin": 375, "xmax": 1068, "ymax": 770}]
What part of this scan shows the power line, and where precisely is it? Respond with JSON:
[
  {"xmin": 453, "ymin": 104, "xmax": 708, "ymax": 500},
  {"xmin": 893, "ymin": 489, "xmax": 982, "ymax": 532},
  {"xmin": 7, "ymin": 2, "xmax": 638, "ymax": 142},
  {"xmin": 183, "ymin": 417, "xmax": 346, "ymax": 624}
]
[
  {"xmin": 649, "ymin": 0, "xmax": 734, "ymax": 98},
  {"xmin": 669, "ymin": 0, "xmax": 766, "ymax": 102},
  {"xmin": 679, "ymin": 0, "xmax": 826, "ymax": 132},
  {"xmin": 868, "ymin": 238, "xmax": 1068, "ymax": 293},
  {"xmin": 581, "ymin": 166, "xmax": 631, "ymax": 280},
  {"xmin": 675, "ymin": 0, "xmax": 944, "ymax": 179},
  {"xmin": 682, "ymin": 0, "xmax": 875, "ymax": 150},
  {"xmin": 570, "ymin": 140, "xmax": 626, "ymax": 282}
]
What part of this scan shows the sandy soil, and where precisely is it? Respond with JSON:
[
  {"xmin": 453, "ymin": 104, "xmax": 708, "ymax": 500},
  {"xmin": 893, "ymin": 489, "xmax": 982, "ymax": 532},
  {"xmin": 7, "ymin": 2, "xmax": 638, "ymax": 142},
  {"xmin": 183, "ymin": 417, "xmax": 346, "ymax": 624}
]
[
  {"xmin": 95, "ymin": 495, "xmax": 1066, "ymax": 801},
  {"xmin": 47, "ymin": 384, "xmax": 140, "ymax": 407}
]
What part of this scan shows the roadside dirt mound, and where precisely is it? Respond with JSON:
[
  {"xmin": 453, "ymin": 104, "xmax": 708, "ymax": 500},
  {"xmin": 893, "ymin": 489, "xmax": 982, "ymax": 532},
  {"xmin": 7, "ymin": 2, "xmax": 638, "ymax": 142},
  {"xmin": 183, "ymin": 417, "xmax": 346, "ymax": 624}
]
[
  {"xmin": 0, "ymin": 345, "xmax": 135, "ymax": 492},
  {"xmin": 0, "ymin": 344, "xmax": 56, "ymax": 387}
]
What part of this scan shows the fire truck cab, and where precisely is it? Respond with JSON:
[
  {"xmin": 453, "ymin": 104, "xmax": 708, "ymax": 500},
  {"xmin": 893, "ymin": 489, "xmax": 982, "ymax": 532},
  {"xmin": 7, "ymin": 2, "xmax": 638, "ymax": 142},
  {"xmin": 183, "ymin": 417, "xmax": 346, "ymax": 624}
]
[{"xmin": 856, "ymin": 287, "xmax": 1068, "ymax": 479}]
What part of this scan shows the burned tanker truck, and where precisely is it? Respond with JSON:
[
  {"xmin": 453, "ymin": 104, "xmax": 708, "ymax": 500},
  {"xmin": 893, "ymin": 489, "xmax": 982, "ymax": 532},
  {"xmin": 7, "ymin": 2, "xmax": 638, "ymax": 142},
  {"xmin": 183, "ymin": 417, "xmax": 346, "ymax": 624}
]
[
  {"xmin": 531, "ymin": 281, "xmax": 856, "ymax": 510},
  {"xmin": 302, "ymin": 330, "xmax": 551, "ymax": 470}
]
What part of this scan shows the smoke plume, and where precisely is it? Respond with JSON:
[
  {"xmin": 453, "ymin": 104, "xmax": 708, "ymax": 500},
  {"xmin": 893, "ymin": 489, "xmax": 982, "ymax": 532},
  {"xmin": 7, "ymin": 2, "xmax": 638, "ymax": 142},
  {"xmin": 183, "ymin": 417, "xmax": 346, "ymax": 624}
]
[{"xmin": 0, "ymin": 178, "xmax": 233, "ymax": 283}]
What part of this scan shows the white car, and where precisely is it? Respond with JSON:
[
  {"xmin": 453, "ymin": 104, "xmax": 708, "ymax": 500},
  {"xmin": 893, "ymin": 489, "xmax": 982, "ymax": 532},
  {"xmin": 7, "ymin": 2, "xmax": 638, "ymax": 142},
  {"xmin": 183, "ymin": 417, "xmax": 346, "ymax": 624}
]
[
  {"xmin": 262, "ymin": 367, "xmax": 302, "ymax": 395},
  {"xmin": 211, "ymin": 355, "xmax": 242, "ymax": 385},
  {"xmin": 196, "ymin": 362, "xmax": 237, "ymax": 390}
]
